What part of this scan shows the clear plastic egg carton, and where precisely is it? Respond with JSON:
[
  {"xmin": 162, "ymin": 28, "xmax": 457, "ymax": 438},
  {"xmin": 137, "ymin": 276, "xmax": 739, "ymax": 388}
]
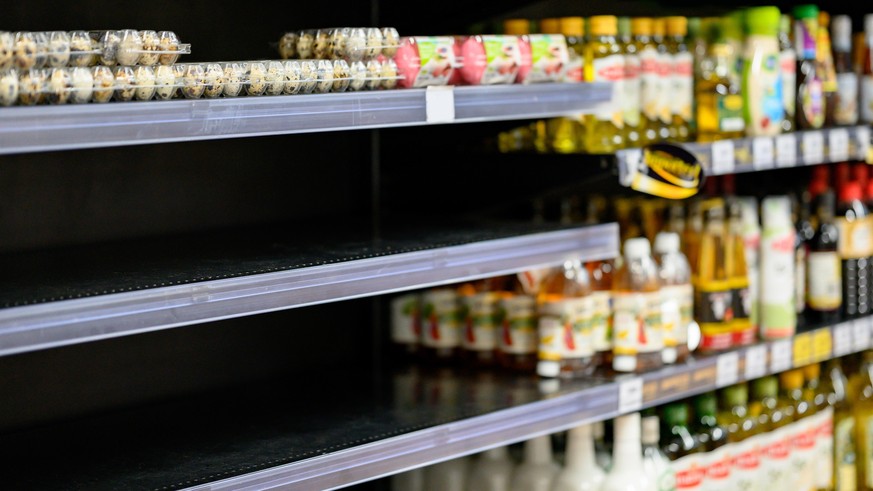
[
  {"xmin": 0, "ymin": 29, "xmax": 191, "ymax": 71},
  {"xmin": 279, "ymin": 27, "xmax": 399, "ymax": 62}
]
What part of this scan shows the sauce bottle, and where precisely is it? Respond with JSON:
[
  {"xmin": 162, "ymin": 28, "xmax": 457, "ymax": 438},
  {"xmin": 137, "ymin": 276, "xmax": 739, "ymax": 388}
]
[
  {"xmin": 536, "ymin": 260, "xmax": 595, "ymax": 378},
  {"xmin": 654, "ymin": 231, "xmax": 693, "ymax": 364},
  {"xmin": 420, "ymin": 287, "xmax": 462, "ymax": 364},
  {"xmin": 817, "ymin": 11, "xmax": 839, "ymax": 126},
  {"xmin": 390, "ymin": 292, "xmax": 421, "ymax": 360},
  {"xmin": 695, "ymin": 198, "xmax": 733, "ymax": 352},
  {"xmin": 584, "ymin": 15, "xmax": 624, "ymax": 152},
  {"xmin": 587, "ymin": 259, "xmax": 614, "ymax": 369},
  {"xmin": 696, "ymin": 17, "xmax": 745, "ymax": 142},
  {"xmin": 836, "ymin": 181, "xmax": 873, "ymax": 318},
  {"xmin": 634, "ymin": 17, "xmax": 660, "ymax": 145},
  {"xmin": 620, "ymin": 16, "xmax": 642, "ymax": 148},
  {"xmin": 742, "ymin": 6, "xmax": 784, "ymax": 137},
  {"xmin": 759, "ymin": 196, "xmax": 797, "ymax": 340},
  {"xmin": 612, "ymin": 237, "xmax": 663, "ymax": 373},
  {"xmin": 794, "ymin": 4, "xmax": 826, "ymax": 129},
  {"xmin": 832, "ymin": 15, "xmax": 859, "ymax": 126},
  {"xmin": 601, "ymin": 412, "xmax": 650, "ymax": 491},
  {"xmin": 779, "ymin": 13, "xmax": 797, "ymax": 133},
  {"xmin": 727, "ymin": 198, "xmax": 754, "ymax": 346},
  {"xmin": 552, "ymin": 424, "xmax": 606, "ymax": 491},
  {"xmin": 459, "ymin": 277, "xmax": 509, "ymax": 368},
  {"xmin": 807, "ymin": 189, "xmax": 842, "ymax": 323},
  {"xmin": 665, "ymin": 16, "xmax": 693, "ymax": 142},
  {"xmin": 497, "ymin": 274, "xmax": 539, "ymax": 373}
]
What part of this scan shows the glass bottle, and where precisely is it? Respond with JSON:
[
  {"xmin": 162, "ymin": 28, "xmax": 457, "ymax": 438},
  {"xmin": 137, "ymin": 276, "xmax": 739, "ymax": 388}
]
[
  {"xmin": 759, "ymin": 196, "xmax": 797, "ymax": 340},
  {"xmin": 804, "ymin": 363, "xmax": 835, "ymax": 491},
  {"xmin": 496, "ymin": 274, "xmax": 538, "ymax": 373},
  {"xmin": 653, "ymin": 18, "xmax": 672, "ymax": 142},
  {"xmin": 552, "ymin": 423, "xmax": 606, "ymax": 491},
  {"xmin": 641, "ymin": 411, "xmax": 676, "ymax": 491},
  {"xmin": 685, "ymin": 199, "xmax": 704, "ymax": 284},
  {"xmin": 794, "ymin": 4, "xmax": 826, "ymax": 129},
  {"xmin": 696, "ymin": 17, "xmax": 745, "ymax": 142},
  {"xmin": 536, "ymin": 260, "xmax": 594, "ymax": 378},
  {"xmin": 832, "ymin": 15, "xmax": 859, "ymax": 126},
  {"xmin": 654, "ymin": 231, "xmax": 693, "ymax": 364},
  {"xmin": 662, "ymin": 401, "xmax": 705, "ymax": 488},
  {"xmin": 620, "ymin": 17, "xmax": 641, "ymax": 148},
  {"xmin": 836, "ymin": 181, "xmax": 872, "ymax": 318},
  {"xmin": 420, "ymin": 287, "xmax": 462, "ymax": 364},
  {"xmin": 634, "ymin": 17, "xmax": 660, "ymax": 145},
  {"xmin": 665, "ymin": 16, "xmax": 693, "ymax": 142},
  {"xmin": 742, "ymin": 6, "xmax": 784, "ymax": 137},
  {"xmin": 612, "ymin": 237, "xmax": 663, "ymax": 373},
  {"xmin": 584, "ymin": 15, "xmax": 624, "ymax": 152},
  {"xmin": 739, "ymin": 197, "xmax": 761, "ymax": 339},
  {"xmin": 601, "ymin": 412, "xmax": 650, "ymax": 491},
  {"xmin": 827, "ymin": 357, "xmax": 857, "ymax": 491},
  {"xmin": 695, "ymin": 198, "xmax": 733, "ymax": 352},
  {"xmin": 818, "ymin": 11, "xmax": 839, "ymax": 126},
  {"xmin": 390, "ymin": 292, "xmax": 421, "ymax": 360},
  {"xmin": 779, "ymin": 13, "xmax": 797, "ymax": 132},
  {"xmin": 717, "ymin": 383, "xmax": 762, "ymax": 491},
  {"xmin": 459, "ymin": 276, "xmax": 508, "ymax": 368},
  {"xmin": 549, "ymin": 17, "xmax": 586, "ymax": 154},
  {"xmin": 781, "ymin": 369, "xmax": 816, "ymax": 490},
  {"xmin": 586, "ymin": 259, "xmax": 614, "ymax": 369},
  {"xmin": 694, "ymin": 392, "xmax": 731, "ymax": 489},
  {"xmin": 751, "ymin": 375, "xmax": 793, "ymax": 490},
  {"xmin": 594, "ymin": 420, "xmax": 613, "ymax": 471},
  {"xmin": 807, "ymin": 190, "xmax": 842, "ymax": 323},
  {"xmin": 853, "ymin": 351, "xmax": 873, "ymax": 490},
  {"xmin": 727, "ymin": 198, "xmax": 754, "ymax": 346},
  {"xmin": 794, "ymin": 190, "xmax": 816, "ymax": 328},
  {"xmin": 862, "ymin": 14, "xmax": 873, "ymax": 125}
]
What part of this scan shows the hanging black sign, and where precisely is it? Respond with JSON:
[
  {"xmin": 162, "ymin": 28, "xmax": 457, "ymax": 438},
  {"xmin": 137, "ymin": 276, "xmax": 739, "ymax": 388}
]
[{"xmin": 623, "ymin": 143, "xmax": 705, "ymax": 199}]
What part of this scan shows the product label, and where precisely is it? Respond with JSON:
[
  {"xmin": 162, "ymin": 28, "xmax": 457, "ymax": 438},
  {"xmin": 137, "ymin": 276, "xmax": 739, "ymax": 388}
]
[
  {"xmin": 526, "ymin": 34, "xmax": 569, "ymax": 84},
  {"xmin": 800, "ymin": 78, "xmax": 826, "ymax": 129},
  {"xmin": 761, "ymin": 425, "xmax": 792, "ymax": 489},
  {"xmin": 808, "ymin": 251, "xmax": 842, "ymax": 310},
  {"xmin": 613, "ymin": 291, "xmax": 663, "ymax": 356},
  {"xmin": 412, "ymin": 36, "xmax": 458, "ymax": 88},
  {"xmin": 834, "ymin": 417, "xmax": 857, "ymax": 491},
  {"xmin": 567, "ymin": 296, "xmax": 594, "ymax": 359},
  {"xmin": 497, "ymin": 294, "xmax": 536, "ymax": 354},
  {"xmin": 537, "ymin": 297, "xmax": 594, "ymax": 361},
  {"xmin": 623, "ymin": 53, "xmax": 641, "ymax": 128},
  {"xmin": 479, "ymin": 35, "xmax": 522, "ymax": 85},
  {"xmin": 731, "ymin": 436, "xmax": 762, "ymax": 491},
  {"xmin": 815, "ymin": 407, "xmax": 835, "ymax": 489},
  {"xmin": 461, "ymin": 292, "xmax": 500, "ymax": 351},
  {"xmin": 591, "ymin": 290, "xmax": 612, "ymax": 352},
  {"xmin": 788, "ymin": 419, "xmax": 818, "ymax": 491},
  {"xmin": 671, "ymin": 52, "xmax": 693, "ymax": 122},
  {"xmin": 749, "ymin": 52, "xmax": 783, "ymax": 135},
  {"xmin": 593, "ymin": 54, "xmax": 625, "ymax": 126},
  {"xmin": 658, "ymin": 52, "xmax": 673, "ymax": 124},
  {"xmin": 695, "ymin": 281, "xmax": 733, "ymax": 350},
  {"xmin": 862, "ymin": 75, "xmax": 873, "ymax": 124},
  {"xmin": 391, "ymin": 294, "xmax": 421, "ymax": 344},
  {"xmin": 640, "ymin": 46, "xmax": 660, "ymax": 122},
  {"xmin": 837, "ymin": 216, "xmax": 873, "ymax": 259},
  {"xmin": 564, "ymin": 49, "xmax": 583, "ymax": 82},
  {"xmin": 760, "ymin": 227, "xmax": 797, "ymax": 338},
  {"xmin": 702, "ymin": 446, "xmax": 732, "ymax": 491},
  {"xmin": 781, "ymin": 49, "xmax": 797, "ymax": 119},
  {"xmin": 421, "ymin": 290, "xmax": 461, "ymax": 348},
  {"xmin": 661, "ymin": 285, "xmax": 691, "ymax": 347},
  {"xmin": 835, "ymin": 72, "xmax": 859, "ymax": 125},
  {"xmin": 673, "ymin": 453, "xmax": 706, "ymax": 490},
  {"xmin": 717, "ymin": 94, "xmax": 745, "ymax": 132}
]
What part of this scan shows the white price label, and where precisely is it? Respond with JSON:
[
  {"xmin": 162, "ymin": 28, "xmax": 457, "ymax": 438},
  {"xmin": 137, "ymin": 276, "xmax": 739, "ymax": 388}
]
[
  {"xmin": 752, "ymin": 137, "xmax": 775, "ymax": 169},
  {"xmin": 425, "ymin": 86, "xmax": 455, "ymax": 123},
  {"xmin": 716, "ymin": 352, "xmax": 740, "ymax": 387},
  {"xmin": 834, "ymin": 322, "xmax": 853, "ymax": 357},
  {"xmin": 853, "ymin": 318, "xmax": 871, "ymax": 352},
  {"xmin": 802, "ymin": 131, "xmax": 825, "ymax": 164},
  {"xmin": 829, "ymin": 129, "xmax": 850, "ymax": 161},
  {"xmin": 618, "ymin": 377, "xmax": 644, "ymax": 413},
  {"xmin": 770, "ymin": 339, "xmax": 792, "ymax": 373},
  {"xmin": 776, "ymin": 134, "xmax": 797, "ymax": 167},
  {"xmin": 744, "ymin": 345, "xmax": 768, "ymax": 380},
  {"xmin": 711, "ymin": 140, "xmax": 736, "ymax": 175},
  {"xmin": 857, "ymin": 126, "xmax": 871, "ymax": 161}
]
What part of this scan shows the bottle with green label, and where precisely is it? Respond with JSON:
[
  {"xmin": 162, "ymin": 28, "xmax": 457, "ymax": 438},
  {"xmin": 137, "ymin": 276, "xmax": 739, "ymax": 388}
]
[
  {"xmin": 742, "ymin": 6, "xmax": 784, "ymax": 137},
  {"xmin": 584, "ymin": 15, "xmax": 624, "ymax": 152},
  {"xmin": 696, "ymin": 17, "xmax": 745, "ymax": 141},
  {"xmin": 794, "ymin": 4, "xmax": 826, "ymax": 129}
]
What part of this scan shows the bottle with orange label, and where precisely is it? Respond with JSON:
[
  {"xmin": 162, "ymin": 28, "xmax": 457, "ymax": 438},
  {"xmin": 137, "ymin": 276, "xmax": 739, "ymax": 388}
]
[
  {"xmin": 536, "ymin": 260, "xmax": 595, "ymax": 378},
  {"xmin": 584, "ymin": 15, "xmax": 625, "ymax": 152}
]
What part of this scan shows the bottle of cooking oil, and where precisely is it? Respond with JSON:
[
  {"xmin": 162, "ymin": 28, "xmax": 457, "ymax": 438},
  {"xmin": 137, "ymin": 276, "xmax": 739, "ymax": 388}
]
[
  {"xmin": 717, "ymin": 383, "xmax": 762, "ymax": 491},
  {"xmin": 804, "ymin": 363, "xmax": 835, "ymax": 491},
  {"xmin": 547, "ymin": 17, "xmax": 587, "ymax": 154},
  {"xmin": 827, "ymin": 357, "xmax": 857, "ymax": 491},
  {"xmin": 818, "ymin": 11, "xmax": 838, "ymax": 126},
  {"xmin": 536, "ymin": 260, "xmax": 595, "ymax": 379},
  {"xmin": 727, "ymin": 199, "xmax": 753, "ymax": 346},
  {"xmin": 665, "ymin": 16, "xmax": 693, "ymax": 142},
  {"xmin": 751, "ymin": 375, "xmax": 794, "ymax": 490},
  {"xmin": 653, "ymin": 18, "xmax": 672, "ymax": 142},
  {"xmin": 654, "ymin": 231, "xmax": 693, "ymax": 365},
  {"xmin": 612, "ymin": 237, "xmax": 663, "ymax": 373},
  {"xmin": 696, "ymin": 17, "xmax": 745, "ymax": 142},
  {"xmin": 619, "ymin": 16, "xmax": 642, "ymax": 147},
  {"xmin": 853, "ymin": 351, "xmax": 873, "ymax": 489},
  {"xmin": 584, "ymin": 15, "xmax": 624, "ymax": 152},
  {"xmin": 634, "ymin": 17, "xmax": 660, "ymax": 145},
  {"xmin": 781, "ymin": 369, "xmax": 816, "ymax": 490},
  {"xmin": 695, "ymin": 198, "xmax": 734, "ymax": 353},
  {"xmin": 685, "ymin": 199, "xmax": 704, "ymax": 284}
]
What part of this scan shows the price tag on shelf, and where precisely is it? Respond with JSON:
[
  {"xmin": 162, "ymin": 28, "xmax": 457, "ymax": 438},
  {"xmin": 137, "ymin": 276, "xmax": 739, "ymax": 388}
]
[
  {"xmin": 752, "ymin": 137, "xmax": 775, "ymax": 170},
  {"xmin": 425, "ymin": 86, "xmax": 455, "ymax": 124},
  {"xmin": 853, "ymin": 318, "xmax": 871, "ymax": 352},
  {"xmin": 829, "ymin": 129, "xmax": 850, "ymax": 162},
  {"xmin": 792, "ymin": 333, "xmax": 813, "ymax": 367},
  {"xmin": 776, "ymin": 134, "xmax": 797, "ymax": 167},
  {"xmin": 802, "ymin": 131, "xmax": 825, "ymax": 165},
  {"xmin": 770, "ymin": 339, "xmax": 792, "ymax": 373},
  {"xmin": 618, "ymin": 377, "xmax": 644, "ymax": 413},
  {"xmin": 716, "ymin": 352, "xmax": 740, "ymax": 387},
  {"xmin": 711, "ymin": 140, "xmax": 736, "ymax": 175},
  {"xmin": 834, "ymin": 322, "xmax": 853, "ymax": 357},
  {"xmin": 812, "ymin": 328, "xmax": 833, "ymax": 361},
  {"xmin": 857, "ymin": 126, "xmax": 872, "ymax": 162},
  {"xmin": 745, "ymin": 345, "xmax": 768, "ymax": 380}
]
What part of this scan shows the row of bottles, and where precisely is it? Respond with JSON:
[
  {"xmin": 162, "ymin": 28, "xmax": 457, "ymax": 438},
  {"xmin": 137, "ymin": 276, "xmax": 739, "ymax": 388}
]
[
  {"xmin": 388, "ymin": 353, "xmax": 873, "ymax": 491},
  {"xmin": 497, "ymin": 8, "xmax": 873, "ymax": 154}
]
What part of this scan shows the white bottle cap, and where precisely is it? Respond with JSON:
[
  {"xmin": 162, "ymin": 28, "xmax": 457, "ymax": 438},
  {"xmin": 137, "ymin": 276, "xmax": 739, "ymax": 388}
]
[
  {"xmin": 567, "ymin": 422, "xmax": 592, "ymax": 443},
  {"xmin": 641, "ymin": 415, "xmax": 660, "ymax": 444},
  {"xmin": 525, "ymin": 435, "xmax": 554, "ymax": 464},
  {"xmin": 624, "ymin": 237, "xmax": 651, "ymax": 259},
  {"xmin": 654, "ymin": 232, "xmax": 680, "ymax": 254},
  {"xmin": 866, "ymin": 14, "xmax": 873, "ymax": 41},
  {"xmin": 593, "ymin": 421, "xmax": 605, "ymax": 439},
  {"xmin": 739, "ymin": 196, "xmax": 759, "ymax": 229},
  {"xmin": 761, "ymin": 195, "xmax": 791, "ymax": 228},
  {"xmin": 613, "ymin": 354, "xmax": 638, "ymax": 372},
  {"xmin": 832, "ymin": 15, "xmax": 852, "ymax": 52},
  {"xmin": 537, "ymin": 360, "xmax": 561, "ymax": 378},
  {"xmin": 613, "ymin": 412, "xmax": 641, "ymax": 442}
]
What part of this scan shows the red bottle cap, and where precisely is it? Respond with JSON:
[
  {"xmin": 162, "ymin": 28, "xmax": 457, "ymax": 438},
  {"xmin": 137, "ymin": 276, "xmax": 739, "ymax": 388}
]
[
  {"xmin": 866, "ymin": 179, "xmax": 873, "ymax": 201},
  {"xmin": 808, "ymin": 178, "xmax": 828, "ymax": 199},
  {"xmin": 835, "ymin": 162, "xmax": 851, "ymax": 190},
  {"xmin": 853, "ymin": 163, "xmax": 869, "ymax": 187},
  {"xmin": 811, "ymin": 164, "xmax": 830, "ymax": 184},
  {"xmin": 722, "ymin": 174, "xmax": 735, "ymax": 196},
  {"xmin": 839, "ymin": 181, "xmax": 863, "ymax": 203}
]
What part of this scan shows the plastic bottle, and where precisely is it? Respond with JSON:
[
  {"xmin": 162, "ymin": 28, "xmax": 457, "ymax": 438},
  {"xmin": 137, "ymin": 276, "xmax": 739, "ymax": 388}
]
[
  {"xmin": 511, "ymin": 435, "xmax": 560, "ymax": 491},
  {"xmin": 742, "ymin": 6, "xmax": 784, "ymax": 137},
  {"xmin": 780, "ymin": 369, "xmax": 816, "ymax": 491},
  {"xmin": 665, "ymin": 16, "xmax": 693, "ymax": 142},
  {"xmin": 696, "ymin": 17, "xmax": 745, "ymax": 142},
  {"xmin": 586, "ymin": 259, "xmax": 614, "ymax": 369},
  {"xmin": 653, "ymin": 18, "xmax": 672, "ymax": 142},
  {"xmin": 551, "ymin": 424, "xmax": 605, "ymax": 491},
  {"xmin": 739, "ymin": 197, "xmax": 761, "ymax": 339},
  {"xmin": 634, "ymin": 17, "xmax": 660, "ymax": 145},
  {"xmin": 496, "ymin": 275, "xmax": 538, "ymax": 373},
  {"xmin": 862, "ymin": 14, "xmax": 873, "ymax": 124},
  {"xmin": 818, "ymin": 11, "xmax": 839, "ymax": 126},
  {"xmin": 832, "ymin": 15, "xmax": 859, "ymax": 125},
  {"xmin": 717, "ymin": 383, "xmax": 761, "ymax": 491},
  {"xmin": 584, "ymin": 15, "xmax": 624, "ymax": 152},
  {"xmin": 779, "ymin": 13, "xmax": 797, "ymax": 133},
  {"xmin": 693, "ymin": 392, "xmax": 731, "ymax": 490},
  {"xmin": 468, "ymin": 446, "xmax": 515, "ymax": 491},
  {"xmin": 420, "ymin": 287, "xmax": 462, "ymax": 364},
  {"xmin": 536, "ymin": 260, "xmax": 594, "ymax": 378},
  {"xmin": 423, "ymin": 456, "xmax": 470, "ymax": 491},
  {"xmin": 807, "ymin": 189, "xmax": 842, "ymax": 323},
  {"xmin": 547, "ymin": 17, "xmax": 586, "ymax": 154},
  {"xmin": 759, "ymin": 196, "xmax": 797, "ymax": 340},
  {"xmin": 794, "ymin": 4, "xmax": 827, "ymax": 129},
  {"xmin": 654, "ymin": 231, "xmax": 693, "ymax": 364},
  {"xmin": 641, "ymin": 412, "xmax": 677, "ymax": 491},
  {"xmin": 601, "ymin": 412, "xmax": 650, "ymax": 491},
  {"xmin": 390, "ymin": 292, "xmax": 421, "ymax": 360},
  {"xmin": 695, "ymin": 199, "xmax": 733, "ymax": 352},
  {"xmin": 612, "ymin": 237, "xmax": 663, "ymax": 373},
  {"xmin": 837, "ymin": 181, "xmax": 873, "ymax": 318},
  {"xmin": 459, "ymin": 277, "xmax": 507, "ymax": 368},
  {"xmin": 727, "ymin": 199, "xmax": 754, "ymax": 347},
  {"xmin": 620, "ymin": 17, "xmax": 642, "ymax": 148}
]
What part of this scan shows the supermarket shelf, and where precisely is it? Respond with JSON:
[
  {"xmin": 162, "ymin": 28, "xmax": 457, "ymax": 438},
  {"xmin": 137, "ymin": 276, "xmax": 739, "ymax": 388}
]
[
  {"xmin": 617, "ymin": 125, "xmax": 872, "ymax": 187},
  {"xmin": 0, "ymin": 82, "xmax": 612, "ymax": 155},
  {"xmin": 3, "ymin": 316, "xmax": 870, "ymax": 491},
  {"xmin": 0, "ymin": 221, "xmax": 618, "ymax": 357}
]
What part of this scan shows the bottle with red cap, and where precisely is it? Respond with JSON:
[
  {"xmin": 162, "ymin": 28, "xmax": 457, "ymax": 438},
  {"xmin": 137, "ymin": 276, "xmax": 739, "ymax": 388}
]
[{"xmin": 836, "ymin": 180, "xmax": 873, "ymax": 318}]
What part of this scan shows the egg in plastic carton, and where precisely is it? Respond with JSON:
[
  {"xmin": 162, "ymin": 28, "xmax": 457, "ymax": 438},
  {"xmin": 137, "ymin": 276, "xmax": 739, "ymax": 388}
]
[
  {"xmin": 62, "ymin": 29, "xmax": 191, "ymax": 67},
  {"xmin": 285, "ymin": 26, "xmax": 399, "ymax": 62},
  {"xmin": 12, "ymin": 32, "xmax": 48, "ymax": 70}
]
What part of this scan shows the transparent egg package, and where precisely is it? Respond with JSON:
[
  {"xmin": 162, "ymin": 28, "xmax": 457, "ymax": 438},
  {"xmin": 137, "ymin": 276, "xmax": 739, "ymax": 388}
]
[{"xmin": 279, "ymin": 27, "xmax": 399, "ymax": 62}]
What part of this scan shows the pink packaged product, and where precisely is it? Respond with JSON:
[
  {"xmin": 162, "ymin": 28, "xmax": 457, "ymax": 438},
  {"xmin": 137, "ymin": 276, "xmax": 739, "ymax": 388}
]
[
  {"xmin": 393, "ymin": 36, "xmax": 458, "ymax": 88},
  {"xmin": 514, "ymin": 34, "xmax": 569, "ymax": 84},
  {"xmin": 458, "ymin": 34, "xmax": 521, "ymax": 85}
]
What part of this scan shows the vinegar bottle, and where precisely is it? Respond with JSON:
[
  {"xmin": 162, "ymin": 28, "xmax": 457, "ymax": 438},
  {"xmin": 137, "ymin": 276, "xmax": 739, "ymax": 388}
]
[
  {"xmin": 665, "ymin": 16, "xmax": 693, "ymax": 142},
  {"xmin": 584, "ymin": 15, "xmax": 624, "ymax": 152},
  {"xmin": 695, "ymin": 199, "xmax": 734, "ymax": 352},
  {"xmin": 586, "ymin": 259, "xmax": 614, "ymax": 369},
  {"xmin": 727, "ymin": 198, "xmax": 754, "ymax": 346},
  {"xmin": 537, "ymin": 260, "xmax": 595, "ymax": 378},
  {"xmin": 654, "ymin": 231, "xmax": 693, "ymax": 364},
  {"xmin": 497, "ymin": 274, "xmax": 539, "ymax": 373},
  {"xmin": 807, "ymin": 190, "xmax": 842, "ymax": 323},
  {"xmin": 612, "ymin": 237, "xmax": 664, "ymax": 373},
  {"xmin": 601, "ymin": 412, "xmax": 650, "ymax": 491},
  {"xmin": 552, "ymin": 424, "xmax": 605, "ymax": 491},
  {"xmin": 420, "ymin": 287, "xmax": 462, "ymax": 364},
  {"xmin": 459, "ymin": 276, "xmax": 508, "ymax": 368},
  {"xmin": 634, "ymin": 17, "xmax": 660, "ymax": 145}
]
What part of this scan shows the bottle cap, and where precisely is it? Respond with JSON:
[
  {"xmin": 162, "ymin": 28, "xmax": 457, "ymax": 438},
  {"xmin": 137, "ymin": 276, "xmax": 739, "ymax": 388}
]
[
  {"xmin": 761, "ymin": 196, "xmax": 791, "ymax": 227},
  {"xmin": 839, "ymin": 181, "xmax": 863, "ymax": 203},
  {"xmin": 653, "ymin": 18, "xmax": 666, "ymax": 37},
  {"xmin": 631, "ymin": 17, "xmax": 653, "ymax": 36},
  {"xmin": 803, "ymin": 363, "xmax": 821, "ymax": 381},
  {"xmin": 817, "ymin": 189, "xmax": 836, "ymax": 215},
  {"xmin": 559, "ymin": 17, "xmax": 584, "ymax": 37},
  {"xmin": 663, "ymin": 402, "xmax": 689, "ymax": 426},
  {"xmin": 779, "ymin": 369, "xmax": 805, "ymax": 390},
  {"xmin": 688, "ymin": 17, "xmax": 702, "ymax": 38},
  {"xmin": 694, "ymin": 392, "xmax": 719, "ymax": 417},
  {"xmin": 624, "ymin": 237, "xmax": 651, "ymax": 259},
  {"xmin": 866, "ymin": 14, "xmax": 873, "ymax": 40},
  {"xmin": 752, "ymin": 375, "xmax": 779, "ymax": 398},
  {"xmin": 641, "ymin": 415, "xmax": 660, "ymax": 444},
  {"xmin": 654, "ymin": 231, "xmax": 681, "ymax": 254},
  {"xmin": 745, "ymin": 7, "xmax": 781, "ymax": 36},
  {"xmin": 618, "ymin": 17, "xmax": 632, "ymax": 38},
  {"xmin": 852, "ymin": 163, "xmax": 869, "ymax": 187},
  {"xmin": 540, "ymin": 18, "xmax": 561, "ymax": 34},
  {"xmin": 666, "ymin": 16, "xmax": 688, "ymax": 36},
  {"xmin": 792, "ymin": 4, "xmax": 819, "ymax": 20},
  {"xmin": 590, "ymin": 15, "xmax": 618, "ymax": 36},
  {"xmin": 721, "ymin": 383, "xmax": 749, "ymax": 406},
  {"xmin": 593, "ymin": 420, "xmax": 605, "ymax": 439},
  {"xmin": 525, "ymin": 434, "xmax": 554, "ymax": 464},
  {"xmin": 613, "ymin": 412, "xmax": 641, "ymax": 442},
  {"xmin": 832, "ymin": 15, "xmax": 852, "ymax": 51},
  {"xmin": 504, "ymin": 19, "xmax": 531, "ymax": 35}
]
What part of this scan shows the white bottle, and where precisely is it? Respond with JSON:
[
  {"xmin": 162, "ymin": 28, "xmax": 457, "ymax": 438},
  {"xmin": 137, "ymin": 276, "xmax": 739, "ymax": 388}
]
[
  {"xmin": 594, "ymin": 421, "xmax": 613, "ymax": 471},
  {"xmin": 467, "ymin": 446, "xmax": 515, "ymax": 491},
  {"xmin": 551, "ymin": 424, "xmax": 605, "ymax": 491},
  {"xmin": 654, "ymin": 231, "xmax": 692, "ymax": 365},
  {"xmin": 391, "ymin": 467, "xmax": 425, "ymax": 491},
  {"xmin": 511, "ymin": 435, "xmax": 560, "ymax": 491},
  {"xmin": 601, "ymin": 412, "xmax": 651, "ymax": 491},
  {"xmin": 759, "ymin": 196, "xmax": 797, "ymax": 339},
  {"xmin": 424, "ymin": 455, "xmax": 471, "ymax": 491},
  {"xmin": 642, "ymin": 414, "xmax": 677, "ymax": 491}
]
